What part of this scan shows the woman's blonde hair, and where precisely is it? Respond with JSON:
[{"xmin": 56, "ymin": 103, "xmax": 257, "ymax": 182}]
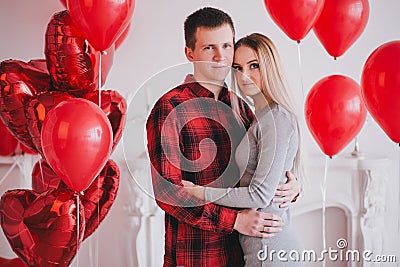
[{"xmin": 231, "ymin": 33, "xmax": 305, "ymax": 183}]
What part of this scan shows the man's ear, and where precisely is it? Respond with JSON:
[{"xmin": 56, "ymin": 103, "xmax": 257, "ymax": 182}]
[{"xmin": 185, "ymin": 46, "xmax": 194, "ymax": 62}]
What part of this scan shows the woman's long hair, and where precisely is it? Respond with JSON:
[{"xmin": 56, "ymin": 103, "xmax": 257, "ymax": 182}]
[{"xmin": 230, "ymin": 33, "xmax": 305, "ymax": 183}]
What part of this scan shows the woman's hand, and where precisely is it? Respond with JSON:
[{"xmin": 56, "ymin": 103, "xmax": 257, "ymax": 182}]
[
  {"xmin": 182, "ymin": 180, "xmax": 206, "ymax": 200},
  {"xmin": 272, "ymin": 171, "xmax": 301, "ymax": 208}
]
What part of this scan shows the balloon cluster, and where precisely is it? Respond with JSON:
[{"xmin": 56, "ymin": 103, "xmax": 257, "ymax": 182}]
[
  {"xmin": 0, "ymin": 1, "xmax": 134, "ymax": 265},
  {"xmin": 264, "ymin": 0, "xmax": 369, "ymax": 59},
  {"xmin": 265, "ymin": 0, "xmax": 400, "ymax": 155}
]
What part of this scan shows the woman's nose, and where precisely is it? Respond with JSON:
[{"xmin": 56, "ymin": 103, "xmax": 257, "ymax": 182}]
[{"xmin": 240, "ymin": 69, "xmax": 250, "ymax": 81}]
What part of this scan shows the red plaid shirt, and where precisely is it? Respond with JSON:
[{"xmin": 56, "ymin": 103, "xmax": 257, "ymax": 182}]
[{"xmin": 146, "ymin": 75, "xmax": 253, "ymax": 267}]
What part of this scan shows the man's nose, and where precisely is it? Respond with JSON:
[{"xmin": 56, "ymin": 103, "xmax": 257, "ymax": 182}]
[{"xmin": 213, "ymin": 47, "xmax": 226, "ymax": 62}]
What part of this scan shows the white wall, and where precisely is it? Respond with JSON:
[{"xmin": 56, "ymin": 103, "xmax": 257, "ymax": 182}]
[{"xmin": 0, "ymin": 0, "xmax": 399, "ymax": 266}]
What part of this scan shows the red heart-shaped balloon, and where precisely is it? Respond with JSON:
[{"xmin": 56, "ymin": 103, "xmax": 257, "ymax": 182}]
[
  {"xmin": 32, "ymin": 158, "xmax": 65, "ymax": 192},
  {"xmin": 0, "ymin": 59, "xmax": 51, "ymax": 152},
  {"xmin": 0, "ymin": 189, "xmax": 85, "ymax": 267},
  {"xmin": 45, "ymin": 10, "xmax": 114, "ymax": 97},
  {"xmin": 25, "ymin": 89, "xmax": 125, "ymax": 155},
  {"xmin": 0, "ymin": 257, "xmax": 25, "ymax": 267},
  {"xmin": 0, "ymin": 119, "xmax": 18, "ymax": 156},
  {"xmin": 26, "ymin": 91, "xmax": 73, "ymax": 155},
  {"xmin": 80, "ymin": 159, "xmax": 120, "ymax": 239},
  {"xmin": 32, "ymin": 159, "xmax": 120, "ymax": 240},
  {"xmin": 1, "ymin": 81, "xmax": 125, "ymax": 156},
  {"xmin": 83, "ymin": 90, "xmax": 126, "ymax": 152}
]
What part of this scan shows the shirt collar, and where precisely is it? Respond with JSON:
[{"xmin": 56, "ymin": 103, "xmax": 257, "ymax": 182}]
[{"xmin": 183, "ymin": 74, "xmax": 230, "ymax": 102}]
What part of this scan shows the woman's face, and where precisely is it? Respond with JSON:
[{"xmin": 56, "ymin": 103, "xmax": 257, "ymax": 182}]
[{"xmin": 232, "ymin": 45, "xmax": 262, "ymax": 97}]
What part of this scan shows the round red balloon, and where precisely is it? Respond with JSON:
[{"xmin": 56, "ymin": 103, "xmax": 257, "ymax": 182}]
[
  {"xmin": 67, "ymin": 0, "xmax": 135, "ymax": 51},
  {"xmin": 264, "ymin": 0, "xmax": 324, "ymax": 42},
  {"xmin": 305, "ymin": 75, "xmax": 367, "ymax": 157},
  {"xmin": 361, "ymin": 41, "xmax": 400, "ymax": 143},
  {"xmin": 41, "ymin": 98, "xmax": 113, "ymax": 192},
  {"xmin": 313, "ymin": 0, "xmax": 369, "ymax": 59}
]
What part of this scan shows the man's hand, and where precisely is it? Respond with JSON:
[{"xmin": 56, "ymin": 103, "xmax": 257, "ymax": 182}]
[
  {"xmin": 272, "ymin": 171, "xmax": 301, "ymax": 208},
  {"xmin": 182, "ymin": 180, "xmax": 206, "ymax": 200},
  {"xmin": 233, "ymin": 208, "xmax": 282, "ymax": 238}
]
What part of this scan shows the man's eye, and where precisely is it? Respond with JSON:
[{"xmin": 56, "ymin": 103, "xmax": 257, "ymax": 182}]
[
  {"xmin": 204, "ymin": 46, "xmax": 213, "ymax": 50},
  {"xmin": 223, "ymin": 44, "xmax": 232, "ymax": 49},
  {"xmin": 250, "ymin": 63, "xmax": 259, "ymax": 69}
]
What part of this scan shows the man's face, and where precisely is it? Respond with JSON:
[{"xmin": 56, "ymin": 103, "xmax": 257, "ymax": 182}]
[{"xmin": 185, "ymin": 24, "xmax": 234, "ymax": 85}]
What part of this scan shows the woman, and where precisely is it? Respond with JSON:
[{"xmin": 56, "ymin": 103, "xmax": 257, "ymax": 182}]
[{"xmin": 183, "ymin": 33, "xmax": 304, "ymax": 266}]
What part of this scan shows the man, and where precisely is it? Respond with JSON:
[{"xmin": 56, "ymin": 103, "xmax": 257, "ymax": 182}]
[{"xmin": 146, "ymin": 7, "xmax": 299, "ymax": 267}]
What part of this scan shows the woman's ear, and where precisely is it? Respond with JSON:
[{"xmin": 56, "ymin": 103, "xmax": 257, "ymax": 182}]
[{"xmin": 185, "ymin": 46, "xmax": 194, "ymax": 61}]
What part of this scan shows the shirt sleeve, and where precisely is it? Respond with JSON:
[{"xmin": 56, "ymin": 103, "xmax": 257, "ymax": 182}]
[
  {"xmin": 205, "ymin": 109, "xmax": 295, "ymax": 208},
  {"xmin": 146, "ymin": 98, "xmax": 238, "ymax": 233}
]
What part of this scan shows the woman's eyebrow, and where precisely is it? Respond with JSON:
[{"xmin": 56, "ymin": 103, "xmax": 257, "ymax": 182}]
[{"xmin": 246, "ymin": 59, "xmax": 258, "ymax": 64}]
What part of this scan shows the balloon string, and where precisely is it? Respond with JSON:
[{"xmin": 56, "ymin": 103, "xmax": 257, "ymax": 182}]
[
  {"xmin": 297, "ymin": 43, "xmax": 305, "ymax": 98},
  {"xmin": 38, "ymin": 158, "xmax": 45, "ymax": 190},
  {"xmin": 321, "ymin": 156, "xmax": 328, "ymax": 267},
  {"xmin": 0, "ymin": 156, "xmax": 19, "ymax": 187},
  {"xmin": 98, "ymin": 51, "xmax": 102, "ymax": 108},
  {"xmin": 92, "ymin": 177, "xmax": 100, "ymax": 267},
  {"xmin": 398, "ymin": 147, "xmax": 400, "ymax": 234},
  {"xmin": 76, "ymin": 193, "xmax": 80, "ymax": 267},
  {"xmin": 88, "ymin": 232, "xmax": 99, "ymax": 267},
  {"xmin": 96, "ymin": 51, "xmax": 104, "ymax": 267}
]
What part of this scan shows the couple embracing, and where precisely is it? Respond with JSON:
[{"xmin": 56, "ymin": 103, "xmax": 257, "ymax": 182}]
[{"xmin": 146, "ymin": 7, "xmax": 304, "ymax": 267}]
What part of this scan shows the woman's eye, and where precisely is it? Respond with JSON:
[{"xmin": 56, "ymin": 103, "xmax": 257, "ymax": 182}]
[
  {"xmin": 250, "ymin": 63, "xmax": 259, "ymax": 69},
  {"xmin": 232, "ymin": 65, "xmax": 242, "ymax": 71}
]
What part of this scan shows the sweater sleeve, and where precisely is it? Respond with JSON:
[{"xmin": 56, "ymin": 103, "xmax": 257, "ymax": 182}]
[{"xmin": 205, "ymin": 108, "xmax": 295, "ymax": 208}]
